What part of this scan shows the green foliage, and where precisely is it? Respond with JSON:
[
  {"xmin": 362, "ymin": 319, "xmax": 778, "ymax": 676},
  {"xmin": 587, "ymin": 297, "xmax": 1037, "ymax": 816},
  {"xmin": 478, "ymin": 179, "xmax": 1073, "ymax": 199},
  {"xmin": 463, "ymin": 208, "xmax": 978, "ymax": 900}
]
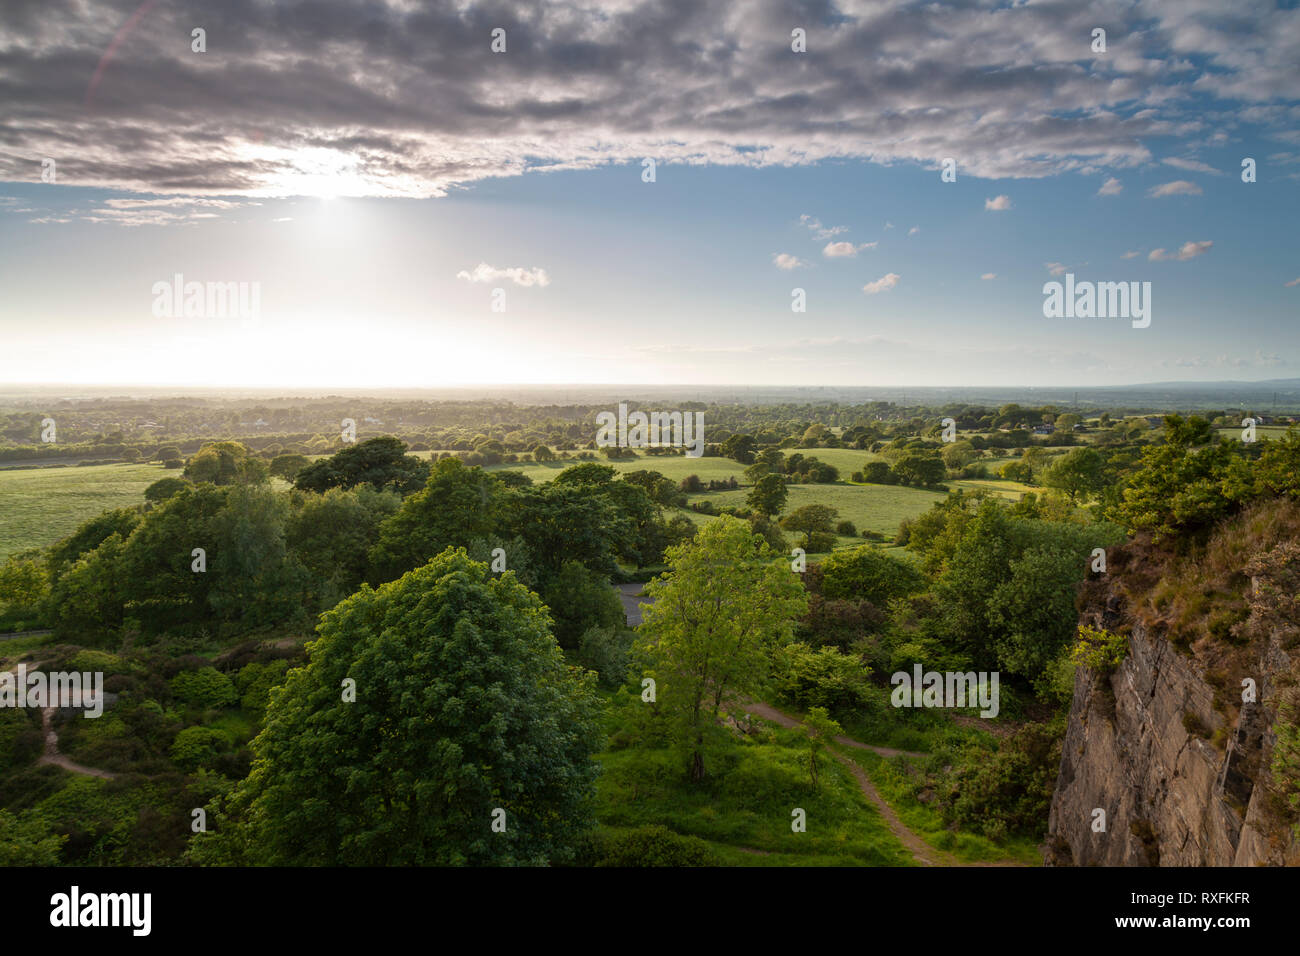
[
  {"xmin": 803, "ymin": 706, "xmax": 842, "ymax": 788},
  {"xmin": 746, "ymin": 473, "xmax": 788, "ymax": 517},
  {"xmin": 193, "ymin": 548, "xmax": 603, "ymax": 866},
  {"xmin": 543, "ymin": 560, "xmax": 625, "ymax": 648},
  {"xmin": 0, "ymin": 809, "xmax": 65, "ymax": 865},
  {"xmin": 293, "ymin": 436, "xmax": 429, "ymax": 496},
  {"xmin": 286, "ymin": 485, "xmax": 400, "ymax": 608},
  {"xmin": 577, "ymin": 625, "xmax": 634, "ymax": 688},
  {"xmin": 0, "ymin": 554, "xmax": 48, "ymax": 611},
  {"xmin": 639, "ymin": 516, "xmax": 808, "ymax": 781},
  {"xmin": 143, "ymin": 477, "xmax": 189, "ymax": 503},
  {"xmin": 269, "ymin": 454, "xmax": 310, "ymax": 480},
  {"xmin": 184, "ymin": 441, "xmax": 265, "ymax": 486},
  {"xmin": 773, "ymin": 643, "xmax": 874, "ymax": 715},
  {"xmin": 171, "ymin": 726, "xmax": 235, "ymax": 772},
  {"xmin": 171, "ymin": 667, "xmax": 238, "ymax": 708},
  {"xmin": 590, "ymin": 825, "xmax": 718, "ymax": 866},
  {"xmin": 819, "ymin": 544, "xmax": 926, "ymax": 605},
  {"xmin": 367, "ymin": 457, "xmax": 499, "ymax": 581},
  {"xmin": 1070, "ymin": 625, "xmax": 1128, "ymax": 674},
  {"xmin": 235, "ymin": 659, "xmax": 292, "ymax": 714},
  {"xmin": 1040, "ymin": 447, "xmax": 1104, "ymax": 504}
]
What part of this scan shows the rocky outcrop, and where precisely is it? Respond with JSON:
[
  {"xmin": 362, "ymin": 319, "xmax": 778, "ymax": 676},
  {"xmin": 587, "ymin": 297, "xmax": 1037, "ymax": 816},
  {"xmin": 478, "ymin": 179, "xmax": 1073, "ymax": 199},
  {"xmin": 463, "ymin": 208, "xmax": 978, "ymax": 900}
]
[{"xmin": 1045, "ymin": 595, "xmax": 1298, "ymax": 866}]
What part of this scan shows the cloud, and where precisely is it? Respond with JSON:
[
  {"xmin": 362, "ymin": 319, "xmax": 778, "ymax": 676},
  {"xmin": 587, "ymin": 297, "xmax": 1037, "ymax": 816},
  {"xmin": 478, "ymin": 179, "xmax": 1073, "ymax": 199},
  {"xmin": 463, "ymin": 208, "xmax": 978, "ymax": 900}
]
[
  {"xmin": 1121, "ymin": 250, "xmax": 1141, "ymax": 259},
  {"xmin": 908, "ymin": 226, "xmax": 920, "ymax": 236},
  {"xmin": 883, "ymin": 222, "xmax": 894, "ymax": 230},
  {"xmin": 456, "ymin": 263, "xmax": 551, "ymax": 286},
  {"xmin": 984, "ymin": 195, "xmax": 1013, "ymax": 211},
  {"xmin": 1149, "ymin": 180, "xmax": 1203, "ymax": 197},
  {"xmin": 800, "ymin": 215, "xmax": 848, "ymax": 241},
  {"xmin": 1045, "ymin": 262, "xmax": 1068, "ymax": 276},
  {"xmin": 1148, "ymin": 241, "xmax": 1212, "ymax": 261},
  {"xmin": 862, "ymin": 273, "xmax": 901, "ymax": 294},
  {"xmin": 1162, "ymin": 157, "xmax": 1222, "ymax": 175},
  {"xmin": 3, "ymin": 0, "xmax": 1295, "ymax": 199},
  {"xmin": 772, "ymin": 253, "xmax": 806, "ymax": 270},
  {"xmin": 1097, "ymin": 177, "xmax": 1123, "ymax": 196},
  {"xmin": 980, "ymin": 273, "xmax": 996, "ymax": 280},
  {"xmin": 823, "ymin": 241, "xmax": 876, "ymax": 258},
  {"xmin": 1286, "ymin": 277, "xmax": 1300, "ymax": 287}
]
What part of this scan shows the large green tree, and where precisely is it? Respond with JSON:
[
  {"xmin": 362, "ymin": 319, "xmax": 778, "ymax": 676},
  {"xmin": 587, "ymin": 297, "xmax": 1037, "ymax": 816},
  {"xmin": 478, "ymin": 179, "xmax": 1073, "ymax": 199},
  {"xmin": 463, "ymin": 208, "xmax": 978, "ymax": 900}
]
[
  {"xmin": 191, "ymin": 549, "xmax": 603, "ymax": 865},
  {"xmin": 292, "ymin": 436, "xmax": 429, "ymax": 496},
  {"xmin": 639, "ymin": 516, "xmax": 808, "ymax": 781}
]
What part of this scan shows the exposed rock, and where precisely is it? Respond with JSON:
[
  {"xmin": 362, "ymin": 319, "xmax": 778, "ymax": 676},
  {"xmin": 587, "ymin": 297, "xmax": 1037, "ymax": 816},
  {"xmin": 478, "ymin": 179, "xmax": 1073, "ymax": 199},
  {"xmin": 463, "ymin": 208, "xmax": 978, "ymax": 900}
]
[{"xmin": 1046, "ymin": 601, "xmax": 1298, "ymax": 866}]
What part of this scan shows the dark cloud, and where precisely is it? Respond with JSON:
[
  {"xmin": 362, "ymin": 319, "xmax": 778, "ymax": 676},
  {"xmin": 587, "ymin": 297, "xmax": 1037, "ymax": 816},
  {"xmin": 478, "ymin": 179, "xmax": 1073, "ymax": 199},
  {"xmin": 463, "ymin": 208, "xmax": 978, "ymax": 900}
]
[{"xmin": 0, "ymin": 0, "xmax": 1296, "ymax": 197}]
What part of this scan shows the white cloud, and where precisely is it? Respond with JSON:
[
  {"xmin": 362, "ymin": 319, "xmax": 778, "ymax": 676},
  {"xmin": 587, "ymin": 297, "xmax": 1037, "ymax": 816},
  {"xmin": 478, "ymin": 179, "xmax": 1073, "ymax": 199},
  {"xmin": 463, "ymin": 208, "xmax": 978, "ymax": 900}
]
[
  {"xmin": 1045, "ymin": 262, "xmax": 1068, "ymax": 276},
  {"xmin": 1149, "ymin": 180, "xmax": 1203, "ymax": 197},
  {"xmin": 1285, "ymin": 277, "xmax": 1300, "ymax": 287},
  {"xmin": 456, "ymin": 262, "xmax": 551, "ymax": 286},
  {"xmin": 1162, "ymin": 157, "xmax": 1222, "ymax": 175},
  {"xmin": 908, "ymin": 226, "xmax": 920, "ymax": 236},
  {"xmin": 772, "ymin": 253, "xmax": 807, "ymax": 270},
  {"xmin": 1148, "ymin": 240, "xmax": 1212, "ymax": 261},
  {"xmin": 823, "ymin": 241, "xmax": 876, "ymax": 258},
  {"xmin": 800, "ymin": 215, "xmax": 848, "ymax": 241},
  {"xmin": 1097, "ymin": 177, "xmax": 1123, "ymax": 196},
  {"xmin": 862, "ymin": 273, "xmax": 901, "ymax": 294},
  {"xmin": 1121, "ymin": 250, "xmax": 1141, "ymax": 259},
  {"xmin": 980, "ymin": 272, "xmax": 997, "ymax": 280},
  {"xmin": 984, "ymin": 195, "xmax": 1013, "ymax": 211}
]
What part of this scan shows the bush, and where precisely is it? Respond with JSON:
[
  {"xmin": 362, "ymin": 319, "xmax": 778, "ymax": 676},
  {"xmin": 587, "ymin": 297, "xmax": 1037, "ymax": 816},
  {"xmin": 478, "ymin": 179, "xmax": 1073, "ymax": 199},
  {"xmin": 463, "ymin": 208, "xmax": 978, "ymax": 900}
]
[
  {"xmin": 820, "ymin": 545, "xmax": 926, "ymax": 605},
  {"xmin": 170, "ymin": 726, "xmax": 234, "ymax": 772},
  {"xmin": 835, "ymin": 520, "xmax": 857, "ymax": 536},
  {"xmin": 163, "ymin": 459, "xmax": 184, "ymax": 469},
  {"xmin": 1070, "ymin": 625, "xmax": 1127, "ymax": 674},
  {"xmin": 593, "ymin": 825, "xmax": 718, "ymax": 866},
  {"xmin": 577, "ymin": 625, "xmax": 633, "ymax": 688},
  {"xmin": 170, "ymin": 667, "xmax": 238, "ymax": 708}
]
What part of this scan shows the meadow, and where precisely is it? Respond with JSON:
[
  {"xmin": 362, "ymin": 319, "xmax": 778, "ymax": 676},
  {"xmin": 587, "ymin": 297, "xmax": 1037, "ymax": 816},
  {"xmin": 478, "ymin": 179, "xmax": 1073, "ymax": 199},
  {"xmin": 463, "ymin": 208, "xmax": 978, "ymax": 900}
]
[{"xmin": 0, "ymin": 461, "xmax": 169, "ymax": 562}]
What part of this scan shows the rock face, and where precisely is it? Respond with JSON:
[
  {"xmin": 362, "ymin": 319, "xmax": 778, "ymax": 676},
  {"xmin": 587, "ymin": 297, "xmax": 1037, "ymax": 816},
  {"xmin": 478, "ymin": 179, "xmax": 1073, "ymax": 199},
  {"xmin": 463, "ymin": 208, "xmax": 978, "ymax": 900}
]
[{"xmin": 1046, "ymin": 597, "xmax": 1298, "ymax": 867}]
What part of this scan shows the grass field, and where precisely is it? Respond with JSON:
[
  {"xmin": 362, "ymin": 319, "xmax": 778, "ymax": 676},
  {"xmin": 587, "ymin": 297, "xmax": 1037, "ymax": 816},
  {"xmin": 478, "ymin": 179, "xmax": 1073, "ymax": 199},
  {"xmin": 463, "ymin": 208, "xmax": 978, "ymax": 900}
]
[
  {"xmin": 0, "ymin": 461, "xmax": 169, "ymax": 562},
  {"xmin": 595, "ymin": 721, "xmax": 914, "ymax": 866}
]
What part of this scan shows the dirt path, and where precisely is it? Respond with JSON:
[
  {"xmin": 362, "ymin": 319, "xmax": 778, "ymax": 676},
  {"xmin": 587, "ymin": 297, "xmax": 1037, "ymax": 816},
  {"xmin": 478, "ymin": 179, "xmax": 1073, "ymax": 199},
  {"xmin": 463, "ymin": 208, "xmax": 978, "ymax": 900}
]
[
  {"xmin": 4, "ymin": 658, "xmax": 117, "ymax": 780},
  {"xmin": 37, "ymin": 707, "xmax": 116, "ymax": 779},
  {"xmin": 739, "ymin": 698, "xmax": 1021, "ymax": 867}
]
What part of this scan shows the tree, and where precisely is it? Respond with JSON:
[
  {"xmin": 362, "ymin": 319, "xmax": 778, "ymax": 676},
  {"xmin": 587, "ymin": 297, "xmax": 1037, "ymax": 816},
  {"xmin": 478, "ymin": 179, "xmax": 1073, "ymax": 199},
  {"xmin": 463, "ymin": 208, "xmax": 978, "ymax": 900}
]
[
  {"xmin": 144, "ymin": 477, "xmax": 189, "ymax": 503},
  {"xmin": 1041, "ymin": 447, "xmax": 1104, "ymax": 504},
  {"xmin": 269, "ymin": 454, "xmax": 310, "ymax": 481},
  {"xmin": 781, "ymin": 504, "xmax": 838, "ymax": 537},
  {"xmin": 892, "ymin": 452, "xmax": 945, "ymax": 488},
  {"xmin": 367, "ymin": 457, "xmax": 500, "ymax": 581},
  {"xmin": 819, "ymin": 544, "xmax": 926, "ymax": 605},
  {"xmin": 0, "ymin": 555, "xmax": 48, "ymax": 612},
  {"xmin": 638, "ymin": 516, "xmax": 808, "ymax": 781},
  {"xmin": 542, "ymin": 559, "xmax": 625, "ymax": 648},
  {"xmin": 286, "ymin": 486, "xmax": 401, "ymax": 609},
  {"xmin": 804, "ymin": 706, "xmax": 842, "ymax": 789},
  {"xmin": 293, "ymin": 436, "xmax": 428, "ymax": 496},
  {"xmin": 860, "ymin": 461, "xmax": 895, "ymax": 485},
  {"xmin": 191, "ymin": 549, "xmax": 603, "ymax": 865},
  {"xmin": 155, "ymin": 445, "xmax": 182, "ymax": 462},
  {"xmin": 531, "ymin": 443, "xmax": 556, "ymax": 462},
  {"xmin": 184, "ymin": 441, "xmax": 265, "ymax": 485},
  {"xmin": 747, "ymin": 473, "xmax": 788, "ymax": 517}
]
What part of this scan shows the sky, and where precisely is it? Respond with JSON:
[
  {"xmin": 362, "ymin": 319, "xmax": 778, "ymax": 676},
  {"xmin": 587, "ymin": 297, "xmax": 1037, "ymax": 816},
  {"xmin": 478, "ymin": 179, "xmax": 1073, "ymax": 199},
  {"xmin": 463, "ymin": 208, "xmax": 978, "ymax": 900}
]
[{"xmin": 1, "ymin": 0, "xmax": 1298, "ymax": 390}]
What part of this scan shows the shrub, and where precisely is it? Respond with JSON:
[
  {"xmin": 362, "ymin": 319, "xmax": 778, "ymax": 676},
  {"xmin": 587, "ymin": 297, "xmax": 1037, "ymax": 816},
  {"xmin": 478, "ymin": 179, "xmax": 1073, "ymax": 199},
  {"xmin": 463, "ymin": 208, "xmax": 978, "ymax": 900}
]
[
  {"xmin": 593, "ymin": 825, "xmax": 718, "ymax": 866},
  {"xmin": 1070, "ymin": 625, "xmax": 1128, "ymax": 674},
  {"xmin": 170, "ymin": 667, "xmax": 238, "ymax": 708},
  {"xmin": 835, "ymin": 520, "xmax": 857, "ymax": 536}
]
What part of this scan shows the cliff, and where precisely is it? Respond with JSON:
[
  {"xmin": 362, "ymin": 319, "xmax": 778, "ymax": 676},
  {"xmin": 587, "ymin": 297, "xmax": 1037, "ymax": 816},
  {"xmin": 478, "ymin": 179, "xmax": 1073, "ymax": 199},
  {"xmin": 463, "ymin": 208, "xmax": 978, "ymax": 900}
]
[{"xmin": 1045, "ymin": 505, "xmax": 1300, "ymax": 866}]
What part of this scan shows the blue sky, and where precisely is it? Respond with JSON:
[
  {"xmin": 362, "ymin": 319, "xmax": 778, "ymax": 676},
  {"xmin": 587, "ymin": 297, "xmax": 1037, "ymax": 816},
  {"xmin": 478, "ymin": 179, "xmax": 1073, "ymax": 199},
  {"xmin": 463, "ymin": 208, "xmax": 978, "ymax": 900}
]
[{"xmin": 1, "ymin": 0, "xmax": 1297, "ymax": 388}]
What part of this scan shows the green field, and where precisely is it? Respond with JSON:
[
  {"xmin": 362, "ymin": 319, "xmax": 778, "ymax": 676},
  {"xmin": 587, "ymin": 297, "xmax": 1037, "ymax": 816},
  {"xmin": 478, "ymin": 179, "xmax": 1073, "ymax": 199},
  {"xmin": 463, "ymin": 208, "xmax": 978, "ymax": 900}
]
[{"xmin": 0, "ymin": 461, "xmax": 169, "ymax": 562}]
